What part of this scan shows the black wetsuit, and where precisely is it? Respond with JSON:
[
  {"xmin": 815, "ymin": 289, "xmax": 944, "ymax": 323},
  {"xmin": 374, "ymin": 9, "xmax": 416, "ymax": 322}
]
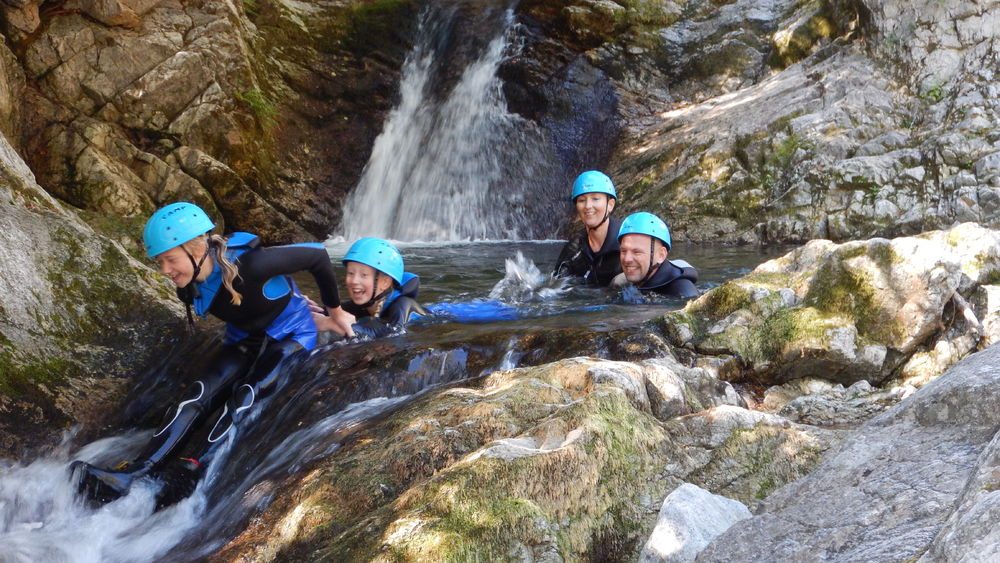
[
  {"xmin": 343, "ymin": 272, "xmax": 427, "ymax": 338},
  {"xmin": 553, "ymin": 216, "xmax": 623, "ymax": 287},
  {"xmin": 74, "ymin": 233, "xmax": 342, "ymax": 506},
  {"xmin": 638, "ymin": 260, "xmax": 700, "ymax": 299}
]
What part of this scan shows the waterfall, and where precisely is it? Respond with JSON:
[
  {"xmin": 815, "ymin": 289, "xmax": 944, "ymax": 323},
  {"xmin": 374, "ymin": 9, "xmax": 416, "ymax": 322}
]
[{"xmin": 341, "ymin": 6, "xmax": 561, "ymax": 242}]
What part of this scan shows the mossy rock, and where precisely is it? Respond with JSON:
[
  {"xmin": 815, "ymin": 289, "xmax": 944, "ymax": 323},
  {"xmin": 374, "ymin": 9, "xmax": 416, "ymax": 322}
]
[{"xmin": 215, "ymin": 359, "xmax": 674, "ymax": 561}]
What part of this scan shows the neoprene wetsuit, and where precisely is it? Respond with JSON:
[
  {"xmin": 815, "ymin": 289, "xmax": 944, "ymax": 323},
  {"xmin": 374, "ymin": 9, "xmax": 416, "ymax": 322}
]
[
  {"xmin": 636, "ymin": 259, "xmax": 700, "ymax": 299},
  {"xmin": 553, "ymin": 217, "xmax": 623, "ymax": 287},
  {"xmin": 74, "ymin": 232, "xmax": 341, "ymax": 506},
  {"xmin": 343, "ymin": 272, "xmax": 428, "ymax": 338}
]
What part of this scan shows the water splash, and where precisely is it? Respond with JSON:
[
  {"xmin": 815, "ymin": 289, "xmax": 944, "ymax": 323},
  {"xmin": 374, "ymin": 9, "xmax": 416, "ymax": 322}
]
[
  {"xmin": 0, "ymin": 432, "xmax": 204, "ymax": 563},
  {"xmin": 488, "ymin": 251, "xmax": 568, "ymax": 304},
  {"xmin": 342, "ymin": 7, "xmax": 561, "ymax": 241}
]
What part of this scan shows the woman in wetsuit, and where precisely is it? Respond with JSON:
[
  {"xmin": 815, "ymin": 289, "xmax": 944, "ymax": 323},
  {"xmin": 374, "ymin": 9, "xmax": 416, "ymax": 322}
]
[
  {"xmin": 73, "ymin": 202, "xmax": 355, "ymax": 504},
  {"xmin": 552, "ymin": 170, "xmax": 623, "ymax": 286},
  {"xmin": 312, "ymin": 238, "xmax": 426, "ymax": 338}
]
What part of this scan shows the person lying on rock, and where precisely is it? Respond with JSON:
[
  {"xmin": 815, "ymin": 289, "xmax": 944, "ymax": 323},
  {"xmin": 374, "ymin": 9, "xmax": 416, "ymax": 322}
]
[
  {"xmin": 72, "ymin": 202, "xmax": 356, "ymax": 506},
  {"xmin": 310, "ymin": 237, "xmax": 427, "ymax": 338},
  {"xmin": 612, "ymin": 211, "xmax": 700, "ymax": 299},
  {"xmin": 552, "ymin": 170, "xmax": 623, "ymax": 286}
]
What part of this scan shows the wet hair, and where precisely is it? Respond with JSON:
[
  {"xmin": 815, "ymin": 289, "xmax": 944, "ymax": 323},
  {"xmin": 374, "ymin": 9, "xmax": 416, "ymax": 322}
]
[{"xmin": 182, "ymin": 235, "xmax": 244, "ymax": 305}]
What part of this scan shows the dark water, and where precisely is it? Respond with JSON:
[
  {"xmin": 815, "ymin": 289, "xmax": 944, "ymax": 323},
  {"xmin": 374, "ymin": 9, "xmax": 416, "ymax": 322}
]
[{"xmin": 0, "ymin": 241, "xmax": 790, "ymax": 562}]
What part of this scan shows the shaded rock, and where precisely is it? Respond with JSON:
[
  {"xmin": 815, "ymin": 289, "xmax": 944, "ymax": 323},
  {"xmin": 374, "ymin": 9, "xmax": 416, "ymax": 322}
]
[
  {"xmin": 972, "ymin": 284, "xmax": 1000, "ymax": 348},
  {"xmin": 0, "ymin": 38, "xmax": 23, "ymax": 143},
  {"xmin": 895, "ymin": 292, "xmax": 983, "ymax": 388},
  {"xmin": 696, "ymin": 344, "xmax": 1000, "ymax": 562},
  {"xmin": 775, "ymin": 379, "xmax": 912, "ymax": 426},
  {"xmin": 12, "ymin": 0, "xmax": 416, "ymax": 242},
  {"xmin": 640, "ymin": 483, "xmax": 751, "ymax": 563},
  {"xmin": 0, "ymin": 129, "xmax": 183, "ymax": 457}
]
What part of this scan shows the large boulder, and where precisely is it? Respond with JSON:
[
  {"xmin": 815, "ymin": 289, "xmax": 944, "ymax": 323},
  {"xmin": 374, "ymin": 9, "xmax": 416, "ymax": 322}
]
[
  {"xmin": 0, "ymin": 128, "xmax": 182, "ymax": 457},
  {"xmin": 696, "ymin": 343, "xmax": 1000, "ymax": 562},
  {"xmin": 212, "ymin": 355, "xmax": 820, "ymax": 561},
  {"xmin": 663, "ymin": 224, "xmax": 1000, "ymax": 386}
]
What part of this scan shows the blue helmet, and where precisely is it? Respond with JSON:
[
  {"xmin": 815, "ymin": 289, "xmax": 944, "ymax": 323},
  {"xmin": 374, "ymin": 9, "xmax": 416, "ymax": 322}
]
[
  {"xmin": 571, "ymin": 170, "xmax": 617, "ymax": 201},
  {"xmin": 343, "ymin": 237, "xmax": 404, "ymax": 285},
  {"xmin": 618, "ymin": 212, "xmax": 672, "ymax": 250},
  {"xmin": 143, "ymin": 202, "xmax": 215, "ymax": 258}
]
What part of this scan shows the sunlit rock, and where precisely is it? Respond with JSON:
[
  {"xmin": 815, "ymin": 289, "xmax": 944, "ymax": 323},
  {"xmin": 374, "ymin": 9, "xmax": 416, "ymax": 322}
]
[
  {"xmin": 640, "ymin": 483, "xmax": 750, "ymax": 563},
  {"xmin": 664, "ymin": 224, "xmax": 1000, "ymax": 387},
  {"xmin": 697, "ymin": 344, "xmax": 1000, "ymax": 562}
]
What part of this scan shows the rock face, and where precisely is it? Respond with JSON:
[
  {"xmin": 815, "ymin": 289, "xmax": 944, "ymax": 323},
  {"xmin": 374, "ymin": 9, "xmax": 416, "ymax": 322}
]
[
  {"xmin": 697, "ymin": 344, "xmax": 1000, "ymax": 562},
  {"xmin": 4, "ymin": 0, "xmax": 417, "ymax": 243},
  {"xmin": 640, "ymin": 484, "xmax": 751, "ymax": 563},
  {"xmin": 589, "ymin": 0, "xmax": 1000, "ymax": 244},
  {"xmin": 0, "ymin": 123, "xmax": 182, "ymax": 456},
  {"xmin": 664, "ymin": 224, "xmax": 1000, "ymax": 387}
]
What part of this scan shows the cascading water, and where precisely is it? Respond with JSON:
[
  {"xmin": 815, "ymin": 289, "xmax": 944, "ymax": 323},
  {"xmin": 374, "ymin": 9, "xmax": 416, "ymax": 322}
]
[{"xmin": 341, "ymin": 5, "xmax": 564, "ymax": 241}]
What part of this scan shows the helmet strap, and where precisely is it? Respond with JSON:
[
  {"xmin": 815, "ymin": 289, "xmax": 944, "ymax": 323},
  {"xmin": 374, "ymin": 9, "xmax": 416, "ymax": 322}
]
[
  {"xmin": 640, "ymin": 237, "xmax": 661, "ymax": 286},
  {"xmin": 586, "ymin": 199, "xmax": 612, "ymax": 232},
  {"xmin": 183, "ymin": 244, "xmax": 211, "ymax": 287},
  {"xmin": 358, "ymin": 272, "xmax": 393, "ymax": 310}
]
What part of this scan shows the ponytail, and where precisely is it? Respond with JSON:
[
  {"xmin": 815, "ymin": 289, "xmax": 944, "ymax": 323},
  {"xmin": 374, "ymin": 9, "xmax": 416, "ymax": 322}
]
[{"xmin": 207, "ymin": 234, "xmax": 244, "ymax": 305}]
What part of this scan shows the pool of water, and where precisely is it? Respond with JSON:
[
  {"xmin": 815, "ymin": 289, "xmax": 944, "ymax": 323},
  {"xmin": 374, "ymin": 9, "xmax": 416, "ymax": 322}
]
[
  {"xmin": 0, "ymin": 239, "xmax": 794, "ymax": 563},
  {"xmin": 308, "ymin": 239, "xmax": 794, "ymax": 333}
]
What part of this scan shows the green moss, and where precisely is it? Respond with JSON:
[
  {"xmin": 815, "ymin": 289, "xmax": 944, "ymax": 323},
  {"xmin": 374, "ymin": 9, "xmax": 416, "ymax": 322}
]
[
  {"xmin": 803, "ymin": 255, "xmax": 902, "ymax": 343},
  {"xmin": 688, "ymin": 282, "xmax": 753, "ymax": 319},
  {"xmin": 736, "ymin": 307, "xmax": 796, "ymax": 365},
  {"xmin": 693, "ymin": 424, "xmax": 824, "ymax": 504},
  {"xmin": 313, "ymin": 0, "xmax": 417, "ymax": 57},
  {"xmin": 0, "ymin": 345, "xmax": 75, "ymax": 398}
]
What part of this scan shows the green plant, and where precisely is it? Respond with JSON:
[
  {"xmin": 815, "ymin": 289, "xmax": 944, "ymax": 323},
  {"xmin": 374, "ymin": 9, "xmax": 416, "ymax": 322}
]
[{"xmin": 236, "ymin": 88, "xmax": 278, "ymax": 129}]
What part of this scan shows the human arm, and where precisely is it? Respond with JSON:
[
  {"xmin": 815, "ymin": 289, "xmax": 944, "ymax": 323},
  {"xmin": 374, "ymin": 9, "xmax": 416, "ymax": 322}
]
[
  {"xmin": 553, "ymin": 237, "xmax": 585, "ymax": 278},
  {"xmin": 306, "ymin": 296, "xmax": 356, "ymax": 337},
  {"xmin": 239, "ymin": 243, "xmax": 343, "ymax": 310}
]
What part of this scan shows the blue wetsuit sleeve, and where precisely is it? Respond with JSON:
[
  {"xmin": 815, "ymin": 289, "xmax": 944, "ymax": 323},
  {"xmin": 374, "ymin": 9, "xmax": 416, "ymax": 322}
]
[{"xmin": 238, "ymin": 244, "xmax": 342, "ymax": 309}]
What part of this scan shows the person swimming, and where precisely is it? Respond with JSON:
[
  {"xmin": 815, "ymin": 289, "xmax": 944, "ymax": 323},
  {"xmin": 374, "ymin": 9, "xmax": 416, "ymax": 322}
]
[
  {"xmin": 72, "ymin": 202, "xmax": 355, "ymax": 506},
  {"xmin": 311, "ymin": 237, "xmax": 427, "ymax": 339},
  {"xmin": 614, "ymin": 212, "xmax": 699, "ymax": 299},
  {"xmin": 553, "ymin": 171, "xmax": 623, "ymax": 286}
]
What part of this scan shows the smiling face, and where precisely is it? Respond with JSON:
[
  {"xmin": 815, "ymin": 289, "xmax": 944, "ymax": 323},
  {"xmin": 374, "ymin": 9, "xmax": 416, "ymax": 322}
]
[
  {"xmin": 619, "ymin": 233, "xmax": 668, "ymax": 283},
  {"xmin": 574, "ymin": 193, "xmax": 615, "ymax": 230},
  {"xmin": 154, "ymin": 240, "xmax": 207, "ymax": 287},
  {"xmin": 345, "ymin": 261, "xmax": 394, "ymax": 306}
]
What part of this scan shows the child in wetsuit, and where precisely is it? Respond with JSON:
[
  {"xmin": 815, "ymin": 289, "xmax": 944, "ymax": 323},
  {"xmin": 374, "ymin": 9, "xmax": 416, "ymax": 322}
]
[
  {"xmin": 72, "ymin": 202, "xmax": 355, "ymax": 505},
  {"xmin": 311, "ymin": 238, "xmax": 426, "ymax": 338}
]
